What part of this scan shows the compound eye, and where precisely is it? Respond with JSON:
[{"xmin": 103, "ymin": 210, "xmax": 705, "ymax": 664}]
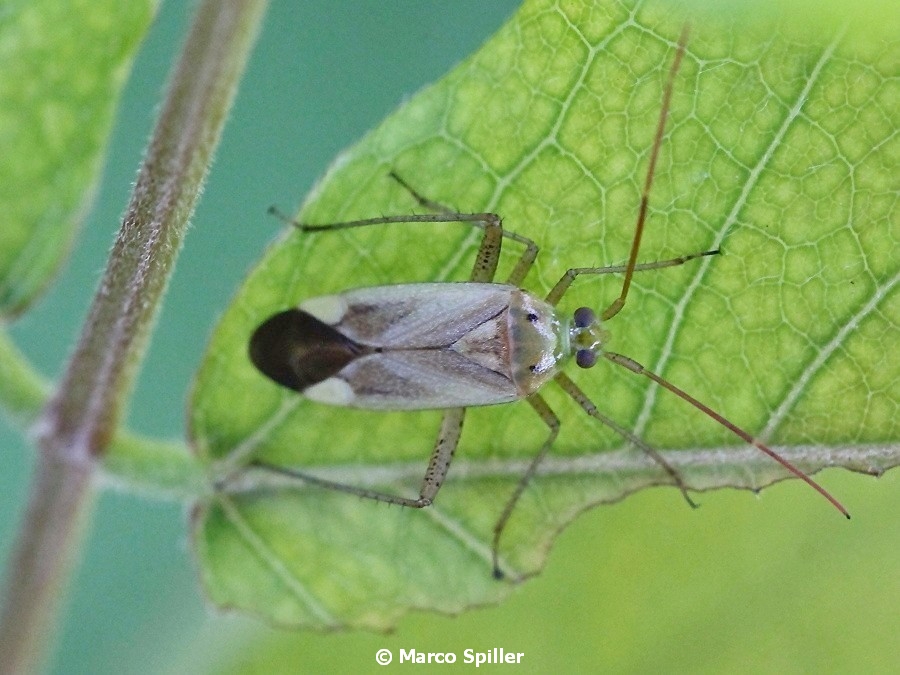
[
  {"xmin": 573, "ymin": 307, "xmax": 596, "ymax": 328},
  {"xmin": 576, "ymin": 349, "xmax": 597, "ymax": 369}
]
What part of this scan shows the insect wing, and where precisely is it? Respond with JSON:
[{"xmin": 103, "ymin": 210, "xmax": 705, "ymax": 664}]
[
  {"xmin": 324, "ymin": 283, "xmax": 513, "ymax": 348},
  {"xmin": 301, "ymin": 283, "xmax": 520, "ymax": 409},
  {"xmin": 331, "ymin": 348, "xmax": 518, "ymax": 409}
]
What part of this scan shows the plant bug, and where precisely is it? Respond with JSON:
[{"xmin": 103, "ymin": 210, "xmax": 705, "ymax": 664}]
[{"xmin": 246, "ymin": 26, "xmax": 849, "ymax": 579}]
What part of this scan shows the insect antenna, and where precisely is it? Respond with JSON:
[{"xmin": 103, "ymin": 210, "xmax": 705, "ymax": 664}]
[
  {"xmin": 558, "ymin": 26, "xmax": 849, "ymax": 519},
  {"xmin": 589, "ymin": 26, "xmax": 849, "ymax": 518},
  {"xmin": 601, "ymin": 24, "xmax": 690, "ymax": 322},
  {"xmin": 604, "ymin": 352, "xmax": 850, "ymax": 517}
]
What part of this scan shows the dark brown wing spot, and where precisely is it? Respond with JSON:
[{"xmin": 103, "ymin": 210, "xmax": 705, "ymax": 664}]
[
  {"xmin": 339, "ymin": 300, "xmax": 411, "ymax": 340},
  {"xmin": 249, "ymin": 308, "xmax": 366, "ymax": 392}
]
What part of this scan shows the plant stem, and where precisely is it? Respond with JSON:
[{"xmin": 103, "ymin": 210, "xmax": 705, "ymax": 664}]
[
  {"xmin": 0, "ymin": 329, "xmax": 208, "ymax": 499},
  {"xmin": 0, "ymin": 452, "xmax": 94, "ymax": 675},
  {"xmin": 0, "ymin": 1, "xmax": 268, "ymax": 671}
]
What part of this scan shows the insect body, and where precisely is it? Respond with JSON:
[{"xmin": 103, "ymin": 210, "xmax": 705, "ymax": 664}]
[
  {"xmin": 246, "ymin": 27, "xmax": 848, "ymax": 579},
  {"xmin": 250, "ymin": 283, "xmax": 567, "ymax": 410}
]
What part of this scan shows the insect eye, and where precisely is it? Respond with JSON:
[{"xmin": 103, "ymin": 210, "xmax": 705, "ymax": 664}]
[
  {"xmin": 573, "ymin": 307, "xmax": 595, "ymax": 328},
  {"xmin": 575, "ymin": 349, "xmax": 597, "ymax": 369}
]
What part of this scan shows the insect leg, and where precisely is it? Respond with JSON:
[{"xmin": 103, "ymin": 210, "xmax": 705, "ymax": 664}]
[
  {"xmin": 418, "ymin": 407, "xmax": 466, "ymax": 503},
  {"xmin": 388, "ymin": 172, "xmax": 539, "ymax": 285},
  {"xmin": 553, "ymin": 371, "xmax": 697, "ymax": 507},
  {"xmin": 491, "ymin": 371, "xmax": 701, "ymax": 580},
  {"xmin": 270, "ymin": 180, "xmax": 539, "ymax": 286},
  {"xmin": 248, "ymin": 460, "xmax": 432, "ymax": 507},
  {"xmin": 247, "ymin": 407, "xmax": 466, "ymax": 510},
  {"xmin": 269, "ymin": 205, "xmax": 501, "ymax": 238},
  {"xmin": 601, "ymin": 25, "xmax": 690, "ymax": 322},
  {"xmin": 469, "ymin": 210, "xmax": 504, "ymax": 283},
  {"xmin": 544, "ymin": 249, "xmax": 718, "ymax": 306},
  {"xmin": 492, "ymin": 394, "xmax": 560, "ymax": 580},
  {"xmin": 386, "ymin": 171, "xmax": 456, "ymax": 214},
  {"xmin": 270, "ymin": 204, "xmax": 508, "ymax": 283}
]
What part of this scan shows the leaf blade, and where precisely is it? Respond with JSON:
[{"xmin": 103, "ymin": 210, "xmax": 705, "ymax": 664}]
[
  {"xmin": 0, "ymin": 0, "xmax": 157, "ymax": 316},
  {"xmin": 191, "ymin": 0, "xmax": 899, "ymax": 627}
]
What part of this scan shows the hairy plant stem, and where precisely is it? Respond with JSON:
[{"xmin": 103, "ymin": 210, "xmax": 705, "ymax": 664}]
[{"xmin": 0, "ymin": 1, "xmax": 268, "ymax": 672}]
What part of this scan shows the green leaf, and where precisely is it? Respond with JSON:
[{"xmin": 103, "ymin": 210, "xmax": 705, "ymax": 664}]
[
  {"xmin": 190, "ymin": 0, "xmax": 898, "ymax": 628},
  {"xmin": 0, "ymin": 0, "xmax": 157, "ymax": 316}
]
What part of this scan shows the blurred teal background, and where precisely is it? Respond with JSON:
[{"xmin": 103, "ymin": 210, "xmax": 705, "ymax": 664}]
[{"xmin": 1, "ymin": 2, "xmax": 897, "ymax": 673}]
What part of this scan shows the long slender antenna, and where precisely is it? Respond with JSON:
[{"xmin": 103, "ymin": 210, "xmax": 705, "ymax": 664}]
[
  {"xmin": 602, "ymin": 24, "xmax": 691, "ymax": 322},
  {"xmin": 604, "ymin": 352, "xmax": 850, "ymax": 518}
]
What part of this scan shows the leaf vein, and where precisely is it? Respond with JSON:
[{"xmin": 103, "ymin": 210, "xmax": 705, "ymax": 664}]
[{"xmin": 216, "ymin": 495, "xmax": 339, "ymax": 626}]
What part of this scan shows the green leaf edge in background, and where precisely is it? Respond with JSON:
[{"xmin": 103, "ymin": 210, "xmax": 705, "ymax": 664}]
[
  {"xmin": 0, "ymin": 0, "xmax": 158, "ymax": 317},
  {"xmin": 190, "ymin": 0, "xmax": 898, "ymax": 629},
  {"xmin": 0, "ymin": 0, "xmax": 204, "ymax": 531}
]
